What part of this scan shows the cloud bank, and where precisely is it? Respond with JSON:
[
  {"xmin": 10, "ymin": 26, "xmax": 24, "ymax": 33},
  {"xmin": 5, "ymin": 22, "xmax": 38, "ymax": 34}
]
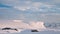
[{"xmin": 0, "ymin": 20, "xmax": 60, "ymax": 33}]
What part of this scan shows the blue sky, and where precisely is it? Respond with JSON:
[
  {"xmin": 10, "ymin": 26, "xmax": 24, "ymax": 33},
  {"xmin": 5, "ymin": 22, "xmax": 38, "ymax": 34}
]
[{"xmin": 0, "ymin": 0, "xmax": 60, "ymax": 22}]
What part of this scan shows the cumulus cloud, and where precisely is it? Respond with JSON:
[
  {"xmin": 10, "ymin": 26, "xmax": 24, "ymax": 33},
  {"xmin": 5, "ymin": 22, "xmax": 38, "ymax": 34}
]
[
  {"xmin": 13, "ymin": 20, "xmax": 60, "ymax": 32},
  {"xmin": 0, "ymin": 20, "xmax": 60, "ymax": 33},
  {"xmin": 12, "ymin": 20, "xmax": 46, "ymax": 29},
  {"xmin": 0, "ymin": 20, "xmax": 46, "ymax": 31},
  {"xmin": 29, "ymin": 21, "xmax": 46, "ymax": 29}
]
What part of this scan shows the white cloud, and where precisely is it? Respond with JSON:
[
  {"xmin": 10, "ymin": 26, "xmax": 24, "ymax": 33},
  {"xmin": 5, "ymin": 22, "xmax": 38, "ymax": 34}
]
[
  {"xmin": 14, "ymin": 6, "xmax": 31, "ymax": 11},
  {"xmin": 0, "ymin": 20, "xmax": 46, "ymax": 31},
  {"xmin": 1, "ymin": 0, "xmax": 55, "ymax": 12},
  {"xmin": 12, "ymin": 20, "xmax": 23, "ymax": 22},
  {"xmin": 29, "ymin": 21, "xmax": 46, "ymax": 29},
  {"xmin": 30, "ymin": 2, "xmax": 55, "ymax": 11},
  {"xmin": 32, "ymin": 2, "xmax": 54, "ymax": 8},
  {"xmin": 12, "ymin": 20, "xmax": 46, "ymax": 29},
  {"xmin": 1, "ymin": 0, "xmax": 59, "ymax": 13},
  {"xmin": 32, "ymin": 2, "xmax": 42, "ymax": 8},
  {"xmin": 0, "ymin": 20, "xmax": 60, "ymax": 33}
]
